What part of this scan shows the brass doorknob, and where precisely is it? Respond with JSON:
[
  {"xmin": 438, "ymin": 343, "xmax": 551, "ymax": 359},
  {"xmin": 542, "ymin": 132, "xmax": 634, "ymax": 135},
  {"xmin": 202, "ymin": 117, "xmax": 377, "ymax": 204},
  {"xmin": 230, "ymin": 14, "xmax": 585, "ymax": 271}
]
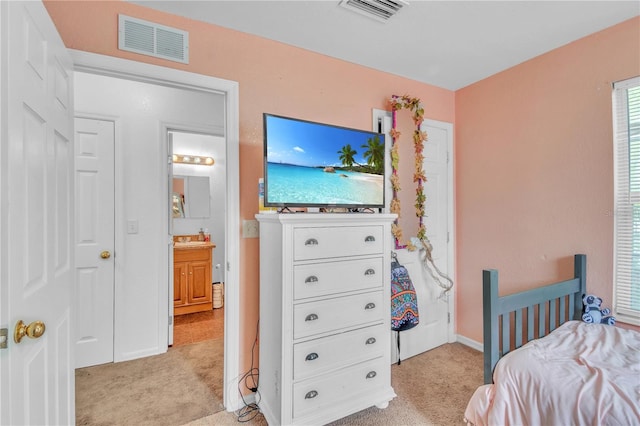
[
  {"xmin": 14, "ymin": 320, "xmax": 46, "ymax": 343},
  {"xmin": 100, "ymin": 251, "xmax": 111, "ymax": 259}
]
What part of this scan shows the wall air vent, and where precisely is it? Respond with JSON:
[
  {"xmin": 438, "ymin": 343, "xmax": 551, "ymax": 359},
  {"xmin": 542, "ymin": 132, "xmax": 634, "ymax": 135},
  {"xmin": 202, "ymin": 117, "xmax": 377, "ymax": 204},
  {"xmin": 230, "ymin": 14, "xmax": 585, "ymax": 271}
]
[
  {"xmin": 118, "ymin": 15, "xmax": 189, "ymax": 64},
  {"xmin": 339, "ymin": 0, "xmax": 408, "ymax": 23}
]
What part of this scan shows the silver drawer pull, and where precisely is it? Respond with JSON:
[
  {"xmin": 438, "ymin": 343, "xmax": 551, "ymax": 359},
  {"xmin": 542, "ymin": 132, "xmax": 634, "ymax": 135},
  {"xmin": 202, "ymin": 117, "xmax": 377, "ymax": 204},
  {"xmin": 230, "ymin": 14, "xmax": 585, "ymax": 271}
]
[
  {"xmin": 364, "ymin": 235, "xmax": 376, "ymax": 242},
  {"xmin": 364, "ymin": 302, "xmax": 376, "ymax": 310},
  {"xmin": 305, "ymin": 352, "xmax": 319, "ymax": 361},
  {"xmin": 305, "ymin": 238, "xmax": 319, "ymax": 246},
  {"xmin": 305, "ymin": 275, "xmax": 318, "ymax": 284},
  {"xmin": 364, "ymin": 268, "xmax": 375, "ymax": 276},
  {"xmin": 305, "ymin": 313, "xmax": 318, "ymax": 322},
  {"xmin": 305, "ymin": 390, "xmax": 318, "ymax": 399},
  {"xmin": 366, "ymin": 371, "xmax": 377, "ymax": 379},
  {"xmin": 365, "ymin": 337, "xmax": 376, "ymax": 345}
]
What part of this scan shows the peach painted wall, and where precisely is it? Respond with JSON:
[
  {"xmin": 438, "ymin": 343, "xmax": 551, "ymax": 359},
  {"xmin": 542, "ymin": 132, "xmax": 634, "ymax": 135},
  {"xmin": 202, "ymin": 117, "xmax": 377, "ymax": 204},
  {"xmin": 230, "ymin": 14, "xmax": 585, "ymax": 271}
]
[
  {"xmin": 43, "ymin": 1, "xmax": 455, "ymax": 374},
  {"xmin": 456, "ymin": 16, "xmax": 640, "ymax": 340}
]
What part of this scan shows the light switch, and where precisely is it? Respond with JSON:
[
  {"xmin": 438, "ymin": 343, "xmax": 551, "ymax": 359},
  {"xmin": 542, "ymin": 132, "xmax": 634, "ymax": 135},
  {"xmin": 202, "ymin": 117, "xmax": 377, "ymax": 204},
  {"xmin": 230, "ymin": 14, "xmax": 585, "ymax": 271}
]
[
  {"xmin": 127, "ymin": 220, "xmax": 139, "ymax": 234},
  {"xmin": 242, "ymin": 219, "xmax": 259, "ymax": 238}
]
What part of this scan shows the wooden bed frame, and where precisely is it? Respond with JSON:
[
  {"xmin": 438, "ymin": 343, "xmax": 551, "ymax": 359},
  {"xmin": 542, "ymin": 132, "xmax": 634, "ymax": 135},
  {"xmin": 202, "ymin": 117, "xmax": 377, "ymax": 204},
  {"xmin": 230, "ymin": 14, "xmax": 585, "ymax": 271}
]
[{"xmin": 482, "ymin": 254, "xmax": 587, "ymax": 384}]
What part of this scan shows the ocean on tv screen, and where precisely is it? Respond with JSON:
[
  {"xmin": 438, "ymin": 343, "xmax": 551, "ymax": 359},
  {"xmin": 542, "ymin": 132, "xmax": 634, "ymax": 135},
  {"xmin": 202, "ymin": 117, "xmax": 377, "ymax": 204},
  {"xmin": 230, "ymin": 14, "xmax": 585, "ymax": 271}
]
[{"xmin": 266, "ymin": 162, "xmax": 383, "ymax": 206}]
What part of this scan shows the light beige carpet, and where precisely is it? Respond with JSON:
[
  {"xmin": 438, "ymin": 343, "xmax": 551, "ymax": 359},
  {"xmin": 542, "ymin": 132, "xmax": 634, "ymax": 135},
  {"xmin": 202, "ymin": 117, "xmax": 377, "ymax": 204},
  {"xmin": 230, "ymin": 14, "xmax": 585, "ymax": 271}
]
[
  {"xmin": 185, "ymin": 342, "xmax": 483, "ymax": 426},
  {"xmin": 76, "ymin": 337, "xmax": 224, "ymax": 426}
]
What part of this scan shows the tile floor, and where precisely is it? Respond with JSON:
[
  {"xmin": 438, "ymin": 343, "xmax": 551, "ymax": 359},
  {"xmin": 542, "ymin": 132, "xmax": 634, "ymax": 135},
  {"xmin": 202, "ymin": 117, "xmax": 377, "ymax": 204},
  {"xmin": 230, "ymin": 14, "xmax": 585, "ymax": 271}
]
[{"xmin": 173, "ymin": 307, "xmax": 224, "ymax": 346}]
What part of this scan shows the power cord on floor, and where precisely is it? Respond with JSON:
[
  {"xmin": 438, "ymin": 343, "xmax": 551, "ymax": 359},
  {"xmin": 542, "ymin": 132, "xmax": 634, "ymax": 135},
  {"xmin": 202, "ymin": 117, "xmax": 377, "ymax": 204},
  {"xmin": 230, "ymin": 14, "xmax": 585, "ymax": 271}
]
[{"xmin": 236, "ymin": 319, "xmax": 261, "ymax": 423}]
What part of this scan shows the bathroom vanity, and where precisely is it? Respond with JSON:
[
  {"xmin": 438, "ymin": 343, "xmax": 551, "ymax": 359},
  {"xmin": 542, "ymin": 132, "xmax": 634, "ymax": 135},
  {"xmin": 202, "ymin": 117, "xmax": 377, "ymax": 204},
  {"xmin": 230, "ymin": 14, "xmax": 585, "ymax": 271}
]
[{"xmin": 173, "ymin": 236, "xmax": 216, "ymax": 316}]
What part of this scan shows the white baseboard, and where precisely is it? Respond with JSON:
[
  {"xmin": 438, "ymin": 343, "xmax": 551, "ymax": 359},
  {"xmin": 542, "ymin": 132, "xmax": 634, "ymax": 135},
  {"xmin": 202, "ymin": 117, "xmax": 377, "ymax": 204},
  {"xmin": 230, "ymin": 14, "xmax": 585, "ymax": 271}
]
[{"xmin": 456, "ymin": 334, "xmax": 483, "ymax": 352}]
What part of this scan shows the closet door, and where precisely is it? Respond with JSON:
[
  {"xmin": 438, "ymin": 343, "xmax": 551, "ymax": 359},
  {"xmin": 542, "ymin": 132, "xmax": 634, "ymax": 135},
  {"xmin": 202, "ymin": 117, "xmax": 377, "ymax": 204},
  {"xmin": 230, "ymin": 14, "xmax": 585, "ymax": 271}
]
[{"xmin": 74, "ymin": 117, "xmax": 115, "ymax": 368}]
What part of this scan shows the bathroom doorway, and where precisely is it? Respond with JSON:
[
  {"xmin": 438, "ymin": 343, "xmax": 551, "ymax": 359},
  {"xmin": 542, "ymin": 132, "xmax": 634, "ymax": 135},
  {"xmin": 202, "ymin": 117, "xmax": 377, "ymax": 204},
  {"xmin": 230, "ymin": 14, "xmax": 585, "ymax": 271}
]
[{"xmin": 169, "ymin": 130, "xmax": 226, "ymax": 350}]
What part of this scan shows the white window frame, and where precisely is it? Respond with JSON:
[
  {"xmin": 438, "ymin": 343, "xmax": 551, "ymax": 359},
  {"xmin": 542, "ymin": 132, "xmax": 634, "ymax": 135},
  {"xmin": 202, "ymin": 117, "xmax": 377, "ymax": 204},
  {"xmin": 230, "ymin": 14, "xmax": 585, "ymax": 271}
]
[{"xmin": 613, "ymin": 75, "xmax": 640, "ymax": 326}]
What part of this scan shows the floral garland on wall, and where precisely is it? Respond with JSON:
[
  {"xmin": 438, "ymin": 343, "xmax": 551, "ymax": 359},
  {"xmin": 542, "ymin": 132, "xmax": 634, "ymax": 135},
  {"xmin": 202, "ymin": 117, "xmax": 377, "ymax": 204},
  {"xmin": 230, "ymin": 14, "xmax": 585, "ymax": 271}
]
[
  {"xmin": 389, "ymin": 94, "xmax": 427, "ymax": 250},
  {"xmin": 388, "ymin": 94, "xmax": 454, "ymax": 296}
]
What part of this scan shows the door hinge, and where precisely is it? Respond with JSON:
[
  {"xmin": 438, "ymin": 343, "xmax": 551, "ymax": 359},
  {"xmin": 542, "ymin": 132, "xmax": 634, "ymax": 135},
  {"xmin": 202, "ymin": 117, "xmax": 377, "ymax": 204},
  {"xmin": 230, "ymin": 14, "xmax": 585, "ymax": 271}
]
[
  {"xmin": 169, "ymin": 316, "xmax": 173, "ymax": 326},
  {"xmin": 447, "ymin": 312, "xmax": 451, "ymax": 324},
  {"xmin": 447, "ymin": 231, "xmax": 450, "ymax": 243},
  {"xmin": 0, "ymin": 328, "xmax": 8, "ymax": 349}
]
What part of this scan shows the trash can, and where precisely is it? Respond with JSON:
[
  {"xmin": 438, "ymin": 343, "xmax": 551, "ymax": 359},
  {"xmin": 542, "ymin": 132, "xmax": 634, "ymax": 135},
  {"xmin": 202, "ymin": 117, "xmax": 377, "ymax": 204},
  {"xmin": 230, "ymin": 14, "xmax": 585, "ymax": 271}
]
[{"xmin": 213, "ymin": 282, "xmax": 224, "ymax": 309}]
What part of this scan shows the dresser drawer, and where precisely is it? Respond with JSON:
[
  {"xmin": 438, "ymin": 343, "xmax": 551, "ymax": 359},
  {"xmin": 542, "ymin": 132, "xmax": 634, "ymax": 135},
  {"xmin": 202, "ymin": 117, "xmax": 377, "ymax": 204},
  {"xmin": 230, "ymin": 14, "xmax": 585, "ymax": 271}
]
[
  {"xmin": 292, "ymin": 357, "xmax": 388, "ymax": 419},
  {"xmin": 174, "ymin": 247, "xmax": 211, "ymax": 262},
  {"xmin": 294, "ymin": 291, "xmax": 384, "ymax": 339},
  {"xmin": 293, "ymin": 257, "xmax": 383, "ymax": 300},
  {"xmin": 293, "ymin": 324, "xmax": 387, "ymax": 380},
  {"xmin": 293, "ymin": 225, "xmax": 383, "ymax": 261}
]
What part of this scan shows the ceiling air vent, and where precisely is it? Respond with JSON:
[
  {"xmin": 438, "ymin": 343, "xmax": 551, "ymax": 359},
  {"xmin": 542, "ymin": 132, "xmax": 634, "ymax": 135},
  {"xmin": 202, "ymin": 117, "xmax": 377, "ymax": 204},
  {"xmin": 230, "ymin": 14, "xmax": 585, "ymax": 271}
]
[
  {"xmin": 118, "ymin": 15, "xmax": 189, "ymax": 64},
  {"xmin": 339, "ymin": 0, "xmax": 408, "ymax": 23}
]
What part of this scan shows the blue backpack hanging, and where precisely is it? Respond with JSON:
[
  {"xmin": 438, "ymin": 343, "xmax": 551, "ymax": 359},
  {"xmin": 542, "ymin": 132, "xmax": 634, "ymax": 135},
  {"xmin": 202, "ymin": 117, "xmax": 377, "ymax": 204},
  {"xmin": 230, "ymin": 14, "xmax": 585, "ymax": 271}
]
[{"xmin": 390, "ymin": 253, "xmax": 419, "ymax": 364}]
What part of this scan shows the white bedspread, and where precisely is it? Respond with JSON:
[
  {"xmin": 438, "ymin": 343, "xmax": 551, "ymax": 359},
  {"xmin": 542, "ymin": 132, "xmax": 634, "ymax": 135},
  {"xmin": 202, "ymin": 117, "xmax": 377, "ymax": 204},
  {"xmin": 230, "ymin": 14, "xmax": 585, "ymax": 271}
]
[{"xmin": 464, "ymin": 321, "xmax": 640, "ymax": 426}]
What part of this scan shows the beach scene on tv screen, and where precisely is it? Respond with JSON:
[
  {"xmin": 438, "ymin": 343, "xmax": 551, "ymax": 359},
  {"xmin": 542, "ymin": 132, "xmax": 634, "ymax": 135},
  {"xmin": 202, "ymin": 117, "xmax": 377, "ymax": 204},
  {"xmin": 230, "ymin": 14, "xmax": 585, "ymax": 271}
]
[{"xmin": 265, "ymin": 115, "xmax": 384, "ymax": 206}]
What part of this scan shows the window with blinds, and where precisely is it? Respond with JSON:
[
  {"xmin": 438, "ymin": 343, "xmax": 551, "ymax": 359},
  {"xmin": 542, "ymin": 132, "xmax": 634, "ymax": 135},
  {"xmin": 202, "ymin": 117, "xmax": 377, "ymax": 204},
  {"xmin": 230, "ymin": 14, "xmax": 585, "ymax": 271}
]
[{"xmin": 613, "ymin": 76, "xmax": 640, "ymax": 326}]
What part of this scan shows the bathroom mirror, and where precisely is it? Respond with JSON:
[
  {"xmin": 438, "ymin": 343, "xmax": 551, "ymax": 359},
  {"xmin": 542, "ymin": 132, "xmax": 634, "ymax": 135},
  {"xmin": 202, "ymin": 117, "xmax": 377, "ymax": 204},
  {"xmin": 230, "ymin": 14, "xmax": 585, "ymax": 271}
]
[{"xmin": 173, "ymin": 175, "xmax": 211, "ymax": 218}]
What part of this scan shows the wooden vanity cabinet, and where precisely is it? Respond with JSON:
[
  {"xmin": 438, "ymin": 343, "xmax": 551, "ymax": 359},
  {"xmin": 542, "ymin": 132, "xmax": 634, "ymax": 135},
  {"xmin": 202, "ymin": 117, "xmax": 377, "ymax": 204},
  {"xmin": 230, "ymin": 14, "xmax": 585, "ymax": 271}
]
[
  {"xmin": 173, "ymin": 262, "xmax": 189, "ymax": 307},
  {"xmin": 173, "ymin": 243, "xmax": 214, "ymax": 315}
]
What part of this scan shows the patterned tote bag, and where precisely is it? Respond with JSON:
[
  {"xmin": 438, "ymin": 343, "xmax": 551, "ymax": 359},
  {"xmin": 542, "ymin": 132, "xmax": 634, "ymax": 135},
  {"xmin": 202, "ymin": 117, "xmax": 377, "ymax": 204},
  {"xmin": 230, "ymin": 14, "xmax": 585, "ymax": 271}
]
[{"xmin": 390, "ymin": 256, "xmax": 419, "ymax": 364}]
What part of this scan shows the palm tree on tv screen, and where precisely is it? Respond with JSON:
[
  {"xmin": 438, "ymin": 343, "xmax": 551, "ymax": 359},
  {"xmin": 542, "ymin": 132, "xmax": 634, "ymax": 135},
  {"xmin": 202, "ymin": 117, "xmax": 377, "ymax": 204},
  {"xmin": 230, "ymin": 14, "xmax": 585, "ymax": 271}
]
[
  {"xmin": 362, "ymin": 135, "xmax": 384, "ymax": 174},
  {"xmin": 337, "ymin": 144, "xmax": 358, "ymax": 167}
]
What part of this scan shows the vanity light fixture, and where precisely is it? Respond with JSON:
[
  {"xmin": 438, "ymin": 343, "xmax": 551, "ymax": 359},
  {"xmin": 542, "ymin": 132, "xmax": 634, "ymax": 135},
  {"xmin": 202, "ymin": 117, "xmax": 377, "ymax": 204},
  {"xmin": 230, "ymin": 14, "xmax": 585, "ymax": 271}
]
[{"xmin": 172, "ymin": 154, "xmax": 214, "ymax": 166}]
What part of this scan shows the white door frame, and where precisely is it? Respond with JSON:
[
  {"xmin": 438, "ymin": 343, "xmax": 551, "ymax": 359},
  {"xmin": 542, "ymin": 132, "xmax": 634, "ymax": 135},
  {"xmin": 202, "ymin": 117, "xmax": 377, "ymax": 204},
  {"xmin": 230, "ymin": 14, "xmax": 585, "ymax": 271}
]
[{"xmin": 69, "ymin": 50, "xmax": 241, "ymax": 411}]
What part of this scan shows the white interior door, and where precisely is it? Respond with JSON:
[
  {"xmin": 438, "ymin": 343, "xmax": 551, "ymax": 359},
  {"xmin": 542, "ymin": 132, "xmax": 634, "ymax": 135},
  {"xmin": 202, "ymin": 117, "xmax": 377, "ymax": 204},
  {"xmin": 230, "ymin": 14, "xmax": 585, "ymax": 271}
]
[
  {"xmin": 413, "ymin": 119, "xmax": 454, "ymax": 351},
  {"xmin": 392, "ymin": 120, "xmax": 453, "ymax": 360},
  {"xmin": 0, "ymin": 1, "xmax": 75, "ymax": 424},
  {"xmin": 378, "ymin": 115, "xmax": 454, "ymax": 362},
  {"xmin": 74, "ymin": 117, "xmax": 115, "ymax": 368}
]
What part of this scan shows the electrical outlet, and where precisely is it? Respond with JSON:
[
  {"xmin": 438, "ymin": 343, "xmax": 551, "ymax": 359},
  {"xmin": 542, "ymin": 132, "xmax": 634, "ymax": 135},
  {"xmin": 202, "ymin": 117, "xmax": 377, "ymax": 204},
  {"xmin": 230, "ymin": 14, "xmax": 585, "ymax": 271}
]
[{"xmin": 242, "ymin": 219, "xmax": 259, "ymax": 238}]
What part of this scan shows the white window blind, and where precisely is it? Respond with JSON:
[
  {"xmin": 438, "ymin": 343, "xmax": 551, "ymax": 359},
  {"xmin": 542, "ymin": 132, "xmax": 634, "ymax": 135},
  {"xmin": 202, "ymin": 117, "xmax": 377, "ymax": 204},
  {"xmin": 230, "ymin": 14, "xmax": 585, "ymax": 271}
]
[{"xmin": 613, "ymin": 76, "xmax": 640, "ymax": 325}]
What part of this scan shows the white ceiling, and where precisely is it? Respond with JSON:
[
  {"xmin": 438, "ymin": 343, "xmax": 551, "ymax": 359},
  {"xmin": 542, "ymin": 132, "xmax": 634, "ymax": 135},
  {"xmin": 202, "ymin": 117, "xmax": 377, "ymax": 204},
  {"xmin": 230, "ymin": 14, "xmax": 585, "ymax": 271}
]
[{"xmin": 130, "ymin": 1, "xmax": 640, "ymax": 90}]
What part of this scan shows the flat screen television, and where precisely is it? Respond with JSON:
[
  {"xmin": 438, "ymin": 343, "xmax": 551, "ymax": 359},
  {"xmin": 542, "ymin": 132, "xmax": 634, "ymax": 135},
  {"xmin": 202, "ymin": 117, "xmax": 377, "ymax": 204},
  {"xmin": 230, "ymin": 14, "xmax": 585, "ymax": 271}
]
[{"xmin": 263, "ymin": 113, "xmax": 386, "ymax": 210}]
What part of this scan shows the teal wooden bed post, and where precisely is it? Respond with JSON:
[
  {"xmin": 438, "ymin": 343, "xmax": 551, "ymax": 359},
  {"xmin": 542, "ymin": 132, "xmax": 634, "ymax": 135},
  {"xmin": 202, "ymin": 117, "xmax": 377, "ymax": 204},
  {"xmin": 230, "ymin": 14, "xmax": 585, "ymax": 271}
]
[
  {"xmin": 573, "ymin": 254, "xmax": 587, "ymax": 320},
  {"xmin": 482, "ymin": 269, "xmax": 499, "ymax": 384}
]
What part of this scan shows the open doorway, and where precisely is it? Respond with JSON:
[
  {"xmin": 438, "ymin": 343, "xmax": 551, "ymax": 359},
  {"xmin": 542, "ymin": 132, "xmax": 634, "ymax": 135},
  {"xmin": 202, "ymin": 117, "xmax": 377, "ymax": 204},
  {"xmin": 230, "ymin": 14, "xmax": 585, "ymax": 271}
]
[
  {"xmin": 76, "ymin": 118, "xmax": 228, "ymax": 419},
  {"xmin": 71, "ymin": 50, "xmax": 241, "ymax": 412},
  {"xmin": 169, "ymin": 130, "xmax": 226, "ymax": 349}
]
